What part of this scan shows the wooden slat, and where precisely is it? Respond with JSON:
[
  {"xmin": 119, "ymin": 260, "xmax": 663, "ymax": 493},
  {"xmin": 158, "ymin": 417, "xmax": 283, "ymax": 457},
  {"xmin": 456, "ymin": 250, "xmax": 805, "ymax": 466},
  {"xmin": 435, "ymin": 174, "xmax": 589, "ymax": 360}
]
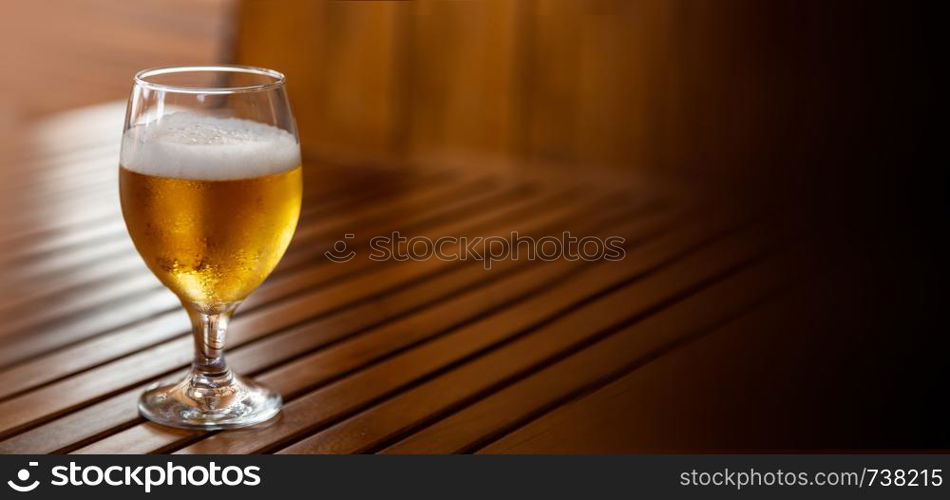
[
  {"xmin": 3, "ymin": 191, "xmax": 653, "ymax": 453},
  {"xmin": 0, "ymin": 170, "xmax": 511, "ymax": 358},
  {"xmin": 0, "ymin": 168, "xmax": 449, "ymax": 303},
  {"xmin": 171, "ymin": 214, "xmax": 762, "ymax": 454},
  {"xmin": 0, "ymin": 170, "xmax": 486, "ymax": 341},
  {"xmin": 0, "ymin": 166, "xmax": 409, "ymax": 309},
  {"xmin": 474, "ymin": 296, "xmax": 801, "ymax": 453},
  {"xmin": 0, "ymin": 187, "xmax": 612, "ymax": 440},
  {"xmin": 278, "ymin": 225, "xmax": 787, "ymax": 453},
  {"xmin": 70, "ymin": 204, "xmax": 678, "ymax": 454},
  {"xmin": 379, "ymin": 247, "xmax": 812, "ymax": 453},
  {"xmin": 0, "ymin": 178, "xmax": 555, "ymax": 386},
  {"xmin": 0, "ymin": 187, "xmax": 610, "ymax": 402},
  {"xmin": 0, "ymin": 181, "xmax": 539, "ymax": 366},
  {"xmin": 0, "ymin": 162, "xmax": 427, "ymax": 262},
  {"xmin": 142, "ymin": 207, "xmax": 749, "ymax": 454},
  {"xmin": 0, "ymin": 163, "xmax": 445, "ymax": 276}
]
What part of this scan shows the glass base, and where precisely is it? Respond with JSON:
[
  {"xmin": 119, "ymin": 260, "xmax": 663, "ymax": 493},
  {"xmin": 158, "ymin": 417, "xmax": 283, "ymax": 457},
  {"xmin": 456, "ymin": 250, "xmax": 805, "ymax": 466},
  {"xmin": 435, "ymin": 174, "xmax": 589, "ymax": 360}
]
[{"xmin": 139, "ymin": 369, "xmax": 281, "ymax": 430}]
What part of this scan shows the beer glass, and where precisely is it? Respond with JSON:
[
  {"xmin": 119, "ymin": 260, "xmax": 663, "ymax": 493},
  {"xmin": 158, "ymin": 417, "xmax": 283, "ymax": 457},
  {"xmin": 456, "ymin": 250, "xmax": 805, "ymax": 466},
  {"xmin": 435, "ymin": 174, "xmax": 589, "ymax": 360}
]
[{"xmin": 120, "ymin": 66, "xmax": 302, "ymax": 429}]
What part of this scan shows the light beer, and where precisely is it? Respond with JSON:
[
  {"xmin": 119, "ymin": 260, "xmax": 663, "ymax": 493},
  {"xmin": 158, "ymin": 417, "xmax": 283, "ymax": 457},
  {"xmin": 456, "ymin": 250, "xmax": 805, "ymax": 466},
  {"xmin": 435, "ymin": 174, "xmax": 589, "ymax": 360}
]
[
  {"xmin": 120, "ymin": 113, "xmax": 302, "ymax": 306},
  {"xmin": 125, "ymin": 66, "xmax": 300, "ymax": 429}
]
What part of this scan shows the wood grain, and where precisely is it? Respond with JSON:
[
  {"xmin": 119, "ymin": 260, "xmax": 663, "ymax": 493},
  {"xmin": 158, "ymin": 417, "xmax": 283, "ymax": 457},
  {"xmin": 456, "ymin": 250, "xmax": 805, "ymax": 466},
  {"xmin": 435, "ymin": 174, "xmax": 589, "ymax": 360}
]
[{"xmin": 0, "ymin": 63, "xmax": 789, "ymax": 455}]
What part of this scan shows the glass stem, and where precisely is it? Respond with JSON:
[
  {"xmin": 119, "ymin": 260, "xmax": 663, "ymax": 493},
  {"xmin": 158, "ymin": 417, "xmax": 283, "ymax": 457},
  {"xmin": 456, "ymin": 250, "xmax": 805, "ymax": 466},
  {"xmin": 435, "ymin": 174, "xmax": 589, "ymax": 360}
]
[{"xmin": 186, "ymin": 303, "xmax": 239, "ymax": 386}]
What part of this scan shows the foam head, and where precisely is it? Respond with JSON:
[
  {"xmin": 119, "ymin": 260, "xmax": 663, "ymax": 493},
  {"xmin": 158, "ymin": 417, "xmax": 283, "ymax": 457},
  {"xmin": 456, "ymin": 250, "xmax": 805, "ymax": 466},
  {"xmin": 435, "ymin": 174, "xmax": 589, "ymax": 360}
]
[{"xmin": 121, "ymin": 113, "xmax": 301, "ymax": 180}]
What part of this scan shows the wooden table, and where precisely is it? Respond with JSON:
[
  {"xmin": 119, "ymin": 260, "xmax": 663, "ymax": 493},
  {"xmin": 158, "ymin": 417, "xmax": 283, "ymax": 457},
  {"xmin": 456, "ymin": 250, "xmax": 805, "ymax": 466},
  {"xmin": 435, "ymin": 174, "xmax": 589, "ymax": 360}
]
[{"xmin": 0, "ymin": 104, "xmax": 845, "ymax": 454}]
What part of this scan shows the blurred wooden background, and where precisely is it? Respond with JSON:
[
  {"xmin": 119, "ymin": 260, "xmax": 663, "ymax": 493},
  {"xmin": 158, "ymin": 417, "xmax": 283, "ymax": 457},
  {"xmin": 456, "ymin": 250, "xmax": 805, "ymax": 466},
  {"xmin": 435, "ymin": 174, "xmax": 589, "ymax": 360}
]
[
  {"xmin": 2, "ymin": 0, "xmax": 910, "ymax": 187},
  {"xmin": 237, "ymin": 0, "xmax": 743, "ymax": 172},
  {"xmin": 232, "ymin": 0, "xmax": 907, "ymax": 186},
  {"xmin": 0, "ymin": 0, "xmax": 235, "ymax": 122}
]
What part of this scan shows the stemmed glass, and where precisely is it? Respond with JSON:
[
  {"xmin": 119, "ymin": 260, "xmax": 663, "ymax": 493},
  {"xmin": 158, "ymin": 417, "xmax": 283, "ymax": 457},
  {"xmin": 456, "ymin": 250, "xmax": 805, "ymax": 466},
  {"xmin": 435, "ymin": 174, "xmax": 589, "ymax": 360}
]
[{"xmin": 119, "ymin": 66, "xmax": 302, "ymax": 429}]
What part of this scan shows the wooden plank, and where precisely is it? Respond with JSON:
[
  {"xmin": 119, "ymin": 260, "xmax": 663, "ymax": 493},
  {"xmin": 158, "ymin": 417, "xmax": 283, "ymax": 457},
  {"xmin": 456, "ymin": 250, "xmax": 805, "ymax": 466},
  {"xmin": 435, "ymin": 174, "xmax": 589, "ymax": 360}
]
[
  {"xmin": 0, "ymin": 152, "xmax": 428, "ymax": 252},
  {"xmin": 477, "ymin": 259, "xmax": 944, "ymax": 453},
  {"xmin": 280, "ymin": 187, "xmax": 523, "ymax": 269},
  {"xmin": 0, "ymin": 220, "xmax": 126, "ymax": 267},
  {"xmin": 0, "ymin": 167, "xmax": 449, "ymax": 295},
  {"xmin": 0, "ymin": 189, "xmax": 610, "ymax": 439},
  {"xmin": 0, "ymin": 143, "xmax": 119, "ymax": 176},
  {"xmin": 0, "ymin": 172, "xmax": 519, "ymax": 359},
  {"xmin": 0, "ymin": 275, "xmax": 169, "ymax": 345},
  {"xmin": 0, "ymin": 181, "xmax": 571, "ymax": 391},
  {"xmin": 0, "ymin": 255, "xmax": 148, "ymax": 325},
  {"xmin": 278, "ymin": 224, "xmax": 783, "ymax": 453},
  {"xmin": 0, "ymin": 168, "xmax": 392, "ymax": 300},
  {"xmin": 0, "ymin": 390, "xmax": 151, "ymax": 456},
  {"xmin": 167, "ymin": 210, "xmax": 751, "ymax": 454},
  {"xmin": 235, "ymin": 0, "xmax": 410, "ymax": 161},
  {"xmin": 4, "ymin": 193, "xmax": 651, "ymax": 453},
  {"xmin": 406, "ymin": 0, "xmax": 521, "ymax": 159},
  {"xmin": 0, "ymin": 178, "xmax": 535, "ymax": 359},
  {"xmin": 0, "ymin": 162, "xmax": 438, "ymax": 263},
  {"xmin": 0, "ymin": 164, "xmax": 448, "ymax": 280},
  {"xmin": 380, "ymin": 247, "xmax": 811, "ymax": 453},
  {"xmin": 72, "ymin": 205, "xmax": 671, "ymax": 454},
  {"xmin": 474, "ymin": 297, "xmax": 799, "ymax": 453},
  {"xmin": 0, "ymin": 172, "xmax": 487, "ymax": 339},
  {"xmin": 2, "ymin": 239, "xmax": 136, "ymax": 289},
  {"xmin": 0, "ymin": 289, "xmax": 181, "ymax": 366},
  {"xmin": 0, "ymin": 201, "xmax": 121, "ymax": 242},
  {"xmin": 273, "ymin": 182, "xmax": 543, "ymax": 272},
  {"xmin": 0, "ymin": 169, "xmax": 115, "ymax": 208}
]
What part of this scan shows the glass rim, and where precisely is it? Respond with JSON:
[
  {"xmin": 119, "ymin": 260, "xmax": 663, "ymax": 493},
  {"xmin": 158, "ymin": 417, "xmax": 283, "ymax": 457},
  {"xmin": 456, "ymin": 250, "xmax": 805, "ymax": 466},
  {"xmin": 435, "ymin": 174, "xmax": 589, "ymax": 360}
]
[{"xmin": 133, "ymin": 65, "xmax": 287, "ymax": 94}]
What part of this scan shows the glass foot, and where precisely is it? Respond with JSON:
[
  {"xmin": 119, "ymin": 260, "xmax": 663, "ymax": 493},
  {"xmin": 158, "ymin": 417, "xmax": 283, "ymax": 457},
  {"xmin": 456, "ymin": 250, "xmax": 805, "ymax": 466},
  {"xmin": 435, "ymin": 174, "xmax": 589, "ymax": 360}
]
[{"xmin": 139, "ymin": 370, "xmax": 281, "ymax": 430}]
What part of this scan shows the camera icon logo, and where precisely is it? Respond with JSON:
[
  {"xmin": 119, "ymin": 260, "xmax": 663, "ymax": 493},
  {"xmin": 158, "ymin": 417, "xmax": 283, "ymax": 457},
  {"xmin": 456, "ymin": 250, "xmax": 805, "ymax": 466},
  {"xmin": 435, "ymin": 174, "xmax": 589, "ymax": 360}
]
[
  {"xmin": 7, "ymin": 462, "xmax": 40, "ymax": 492},
  {"xmin": 324, "ymin": 233, "xmax": 357, "ymax": 263}
]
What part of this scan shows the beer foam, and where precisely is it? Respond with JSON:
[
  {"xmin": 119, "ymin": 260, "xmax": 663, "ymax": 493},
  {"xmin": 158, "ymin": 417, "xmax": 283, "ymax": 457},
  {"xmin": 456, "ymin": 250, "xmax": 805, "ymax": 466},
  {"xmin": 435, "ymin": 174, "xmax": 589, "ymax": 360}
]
[{"xmin": 121, "ymin": 113, "xmax": 300, "ymax": 180}]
